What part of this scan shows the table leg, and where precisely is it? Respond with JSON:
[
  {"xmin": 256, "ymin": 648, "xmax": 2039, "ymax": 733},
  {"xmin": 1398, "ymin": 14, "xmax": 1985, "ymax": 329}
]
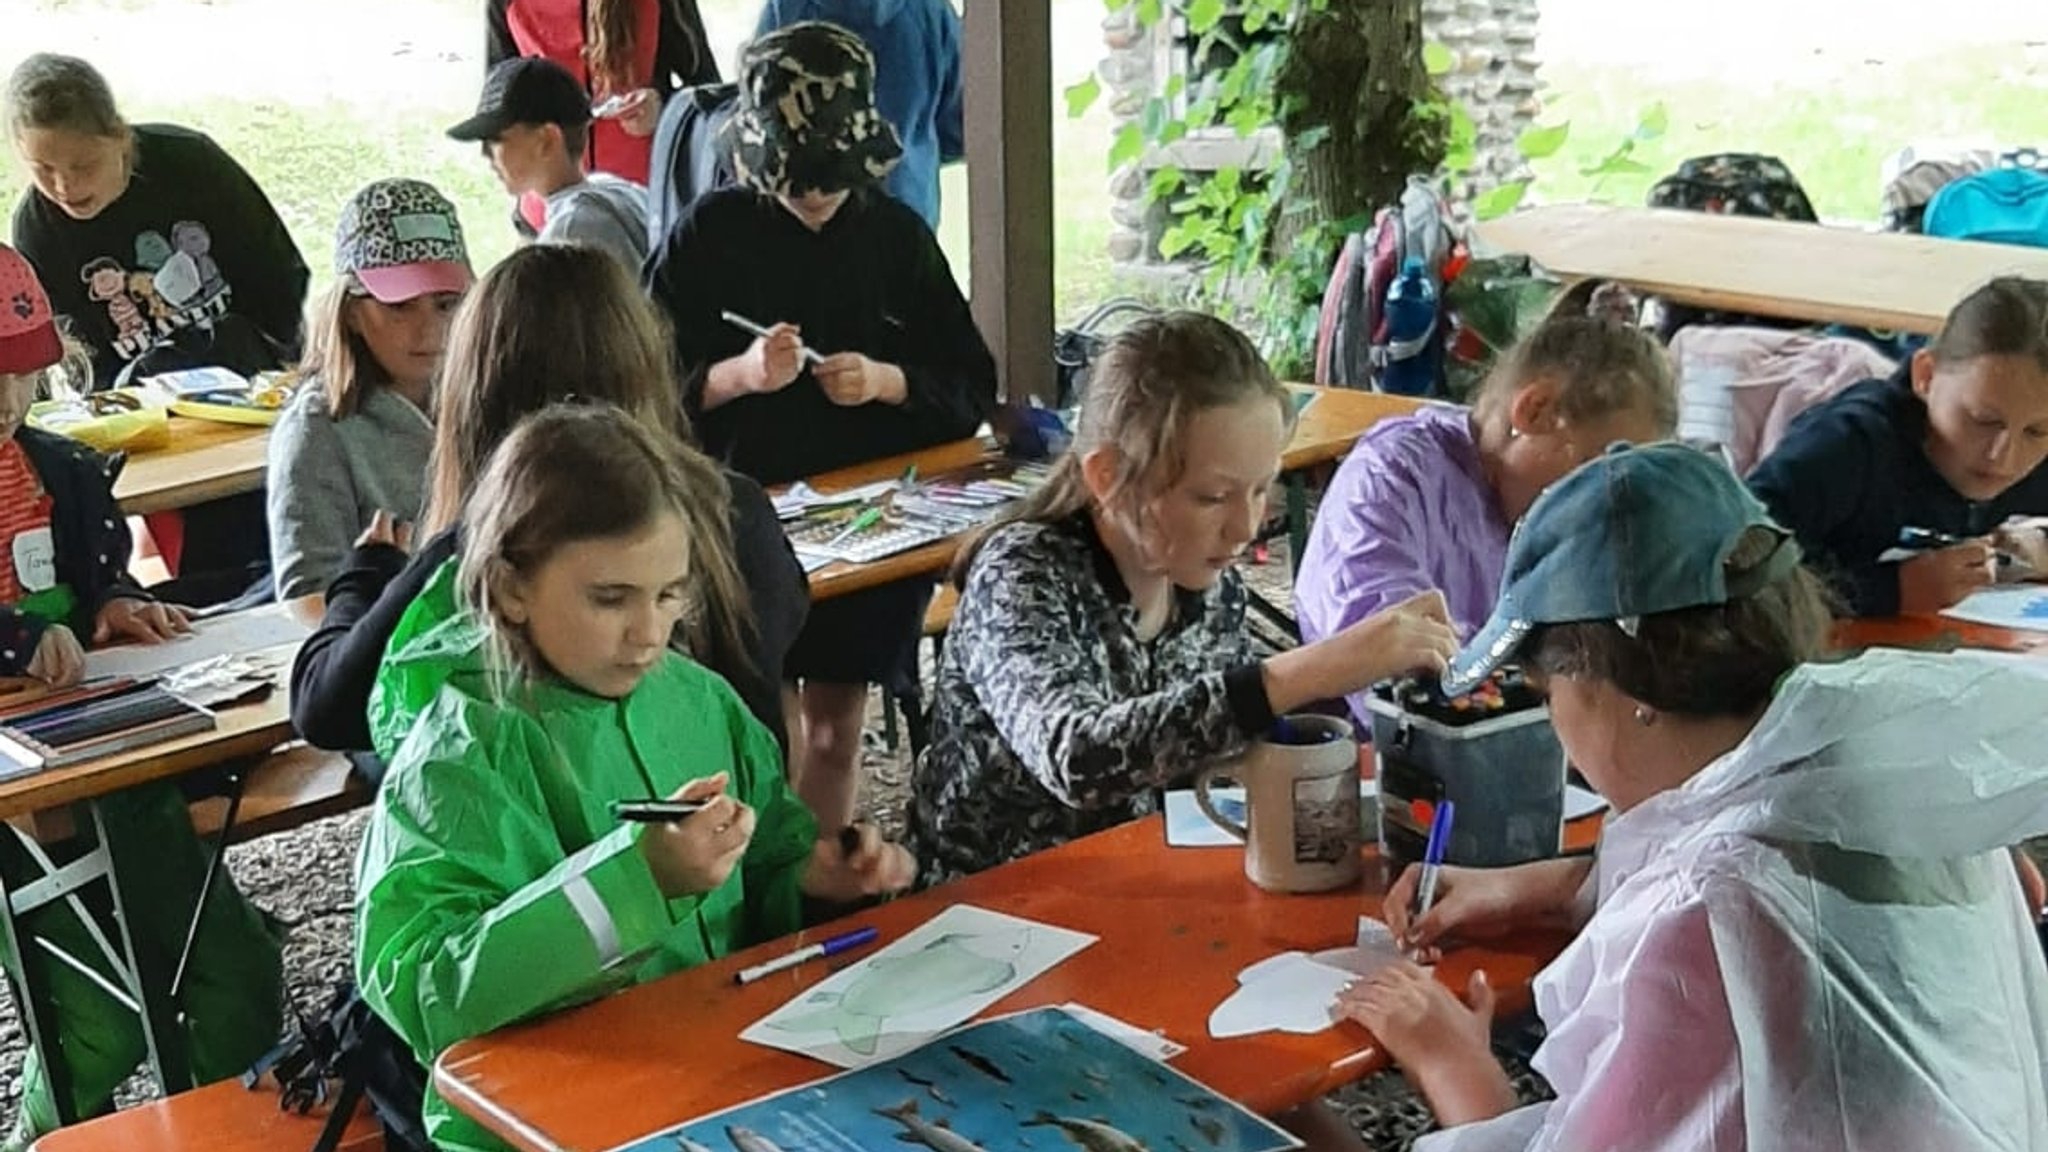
[
  {"xmin": 91, "ymin": 795, "xmax": 197, "ymax": 1095},
  {"xmin": 1285, "ymin": 471, "xmax": 1312, "ymax": 574},
  {"xmin": 0, "ymin": 825, "xmax": 108, "ymax": 1127}
]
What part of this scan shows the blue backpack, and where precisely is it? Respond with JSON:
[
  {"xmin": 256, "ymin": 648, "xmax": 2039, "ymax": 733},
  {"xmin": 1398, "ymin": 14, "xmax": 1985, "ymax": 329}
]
[{"xmin": 1923, "ymin": 152, "xmax": 2048, "ymax": 248}]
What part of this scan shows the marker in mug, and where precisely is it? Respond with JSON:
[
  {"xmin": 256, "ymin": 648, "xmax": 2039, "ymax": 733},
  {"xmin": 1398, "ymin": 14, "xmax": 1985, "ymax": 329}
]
[
  {"xmin": 735, "ymin": 926, "xmax": 880, "ymax": 985},
  {"xmin": 719, "ymin": 309, "xmax": 826, "ymax": 367},
  {"xmin": 1413, "ymin": 800, "xmax": 1457, "ymax": 922}
]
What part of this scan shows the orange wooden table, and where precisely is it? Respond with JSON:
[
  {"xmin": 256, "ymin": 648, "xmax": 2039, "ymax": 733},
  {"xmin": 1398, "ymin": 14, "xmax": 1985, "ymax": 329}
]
[
  {"xmin": 1834, "ymin": 614, "xmax": 2046, "ymax": 657},
  {"xmin": 112, "ymin": 417, "xmax": 270, "ymax": 516},
  {"xmin": 799, "ymin": 387, "xmax": 1427, "ymax": 600},
  {"xmin": 434, "ymin": 813, "xmax": 1583, "ymax": 1152}
]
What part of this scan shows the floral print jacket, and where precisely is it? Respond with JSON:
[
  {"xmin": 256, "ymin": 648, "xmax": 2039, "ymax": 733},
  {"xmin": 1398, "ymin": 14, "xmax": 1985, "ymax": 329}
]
[{"xmin": 907, "ymin": 513, "xmax": 1274, "ymax": 885}]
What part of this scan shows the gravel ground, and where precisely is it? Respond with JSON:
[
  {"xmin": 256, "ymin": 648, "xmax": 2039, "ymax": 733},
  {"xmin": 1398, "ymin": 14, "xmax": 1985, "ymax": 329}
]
[{"xmin": 0, "ymin": 542, "xmax": 1542, "ymax": 1148}]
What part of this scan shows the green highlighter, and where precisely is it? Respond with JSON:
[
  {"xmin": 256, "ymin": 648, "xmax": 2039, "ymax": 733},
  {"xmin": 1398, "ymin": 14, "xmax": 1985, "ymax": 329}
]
[{"xmin": 826, "ymin": 506, "xmax": 884, "ymax": 548}]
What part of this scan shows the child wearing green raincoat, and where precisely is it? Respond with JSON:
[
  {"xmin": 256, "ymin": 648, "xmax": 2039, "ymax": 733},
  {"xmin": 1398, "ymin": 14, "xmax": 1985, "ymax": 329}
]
[{"xmin": 353, "ymin": 404, "xmax": 916, "ymax": 1152}]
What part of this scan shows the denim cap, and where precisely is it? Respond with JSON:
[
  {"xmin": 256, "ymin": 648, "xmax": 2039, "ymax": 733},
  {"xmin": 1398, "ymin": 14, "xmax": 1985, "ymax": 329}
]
[{"xmin": 1441, "ymin": 440, "xmax": 1802, "ymax": 695}]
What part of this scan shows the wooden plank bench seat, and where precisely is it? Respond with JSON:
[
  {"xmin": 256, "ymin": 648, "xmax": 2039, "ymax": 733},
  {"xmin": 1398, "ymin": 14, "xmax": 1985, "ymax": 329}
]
[
  {"xmin": 29, "ymin": 1075, "xmax": 381, "ymax": 1152},
  {"xmin": 187, "ymin": 745, "xmax": 371, "ymax": 845}
]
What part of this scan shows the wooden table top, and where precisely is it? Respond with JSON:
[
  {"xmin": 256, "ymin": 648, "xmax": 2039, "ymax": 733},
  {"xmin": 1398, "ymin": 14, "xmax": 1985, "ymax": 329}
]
[
  {"xmin": 434, "ymin": 813, "xmax": 1580, "ymax": 1152},
  {"xmin": 1834, "ymin": 613, "xmax": 2047, "ymax": 657},
  {"xmin": 113, "ymin": 417, "xmax": 270, "ymax": 515},
  {"xmin": 800, "ymin": 387, "xmax": 1427, "ymax": 599},
  {"xmin": 0, "ymin": 642, "xmax": 298, "ymax": 821},
  {"xmin": 1475, "ymin": 203, "xmax": 2048, "ymax": 336}
]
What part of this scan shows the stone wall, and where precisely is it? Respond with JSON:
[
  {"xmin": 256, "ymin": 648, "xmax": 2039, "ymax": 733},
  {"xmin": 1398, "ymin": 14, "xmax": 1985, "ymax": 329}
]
[{"xmin": 1100, "ymin": 0, "xmax": 1542, "ymax": 266}]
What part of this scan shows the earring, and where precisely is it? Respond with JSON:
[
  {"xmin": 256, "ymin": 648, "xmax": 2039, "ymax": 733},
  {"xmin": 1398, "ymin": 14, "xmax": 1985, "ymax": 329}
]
[{"xmin": 1633, "ymin": 705, "xmax": 1656, "ymax": 727}]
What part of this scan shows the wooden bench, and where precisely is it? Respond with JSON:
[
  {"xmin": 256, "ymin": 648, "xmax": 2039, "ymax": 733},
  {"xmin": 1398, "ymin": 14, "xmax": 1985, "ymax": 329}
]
[
  {"xmin": 29, "ymin": 1076, "xmax": 382, "ymax": 1152},
  {"xmin": 188, "ymin": 745, "xmax": 372, "ymax": 845}
]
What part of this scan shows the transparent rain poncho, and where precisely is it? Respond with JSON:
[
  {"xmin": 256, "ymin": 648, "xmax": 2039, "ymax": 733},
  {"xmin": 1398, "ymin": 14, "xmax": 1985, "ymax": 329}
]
[{"xmin": 1422, "ymin": 649, "xmax": 2048, "ymax": 1152}]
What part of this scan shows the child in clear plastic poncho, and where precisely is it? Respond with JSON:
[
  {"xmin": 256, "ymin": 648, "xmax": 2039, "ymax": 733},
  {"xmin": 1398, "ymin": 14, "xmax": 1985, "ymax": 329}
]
[{"xmin": 1341, "ymin": 441, "xmax": 2048, "ymax": 1152}]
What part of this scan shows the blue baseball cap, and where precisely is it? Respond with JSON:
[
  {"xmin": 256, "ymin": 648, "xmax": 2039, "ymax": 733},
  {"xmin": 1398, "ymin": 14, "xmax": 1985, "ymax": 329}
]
[{"xmin": 1442, "ymin": 441, "xmax": 1803, "ymax": 695}]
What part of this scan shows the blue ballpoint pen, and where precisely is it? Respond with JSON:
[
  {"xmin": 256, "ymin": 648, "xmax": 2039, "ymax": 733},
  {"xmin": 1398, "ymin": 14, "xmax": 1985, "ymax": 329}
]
[
  {"xmin": 1414, "ymin": 800, "xmax": 1457, "ymax": 921},
  {"xmin": 734, "ymin": 927, "xmax": 880, "ymax": 985}
]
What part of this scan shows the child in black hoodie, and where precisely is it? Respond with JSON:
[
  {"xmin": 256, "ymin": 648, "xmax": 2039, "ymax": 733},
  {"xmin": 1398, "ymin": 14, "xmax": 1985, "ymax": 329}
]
[{"xmin": 1750, "ymin": 277, "xmax": 2048, "ymax": 616}]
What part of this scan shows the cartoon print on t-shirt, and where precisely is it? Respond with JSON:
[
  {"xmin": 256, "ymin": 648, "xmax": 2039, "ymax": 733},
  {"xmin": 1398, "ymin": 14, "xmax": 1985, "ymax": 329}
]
[
  {"xmin": 82, "ymin": 257, "xmax": 148, "ymax": 348},
  {"xmin": 98, "ymin": 223, "xmax": 236, "ymax": 360},
  {"xmin": 129, "ymin": 271, "xmax": 173, "ymax": 323},
  {"xmin": 171, "ymin": 222, "xmax": 225, "ymax": 303},
  {"xmin": 134, "ymin": 231, "xmax": 174, "ymax": 271}
]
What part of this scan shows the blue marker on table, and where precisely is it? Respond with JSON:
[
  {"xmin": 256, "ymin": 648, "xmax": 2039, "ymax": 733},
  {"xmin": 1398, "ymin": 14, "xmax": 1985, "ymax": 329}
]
[
  {"xmin": 1414, "ymin": 800, "xmax": 1457, "ymax": 921},
  {"xmin": 735, "ymin": 926, "xmax": 880, "ymax": 985}
]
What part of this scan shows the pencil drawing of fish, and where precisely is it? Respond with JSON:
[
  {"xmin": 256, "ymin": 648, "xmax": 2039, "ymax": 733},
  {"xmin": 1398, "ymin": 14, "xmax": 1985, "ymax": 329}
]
[
  {"xmin": 1190, "ymin": 1115, "xmax": 1226, "ymax": 1146},
  {"xmin": 1025, "ymin": 1112, "xmax": 1150, "ymax": 1152},
  {"xmin": 770, "ymin": 928, "xmax": 1032, "ymax": 1055},
  {"xmin": 874, "ymin": 1099, "xmax": 993, "ymax": 1152},
  {"xmin": 672, "ymin": 1138, "xmax": 718, "ymax": 1152}
]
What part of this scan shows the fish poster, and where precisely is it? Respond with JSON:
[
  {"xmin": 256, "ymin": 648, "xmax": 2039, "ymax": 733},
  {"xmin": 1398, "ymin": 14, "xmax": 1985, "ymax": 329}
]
[
  {"xmin": 607, "ymin": 1006, "xmax": 1301, "ymax": 1152},
  {"xmin": 1941, "ymin": 585, "xmax": 2048, "ymax": 633},
  {"xmin": 744, "ymin": 904, "xmax": 1096, "ymax": 1069}
]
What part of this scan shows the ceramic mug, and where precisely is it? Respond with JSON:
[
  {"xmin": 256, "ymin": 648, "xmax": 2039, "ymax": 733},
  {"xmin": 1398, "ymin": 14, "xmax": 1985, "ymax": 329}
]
[{"xmin": 1194, "ymin": 714, "xmax": 1363, "ymax": 893}]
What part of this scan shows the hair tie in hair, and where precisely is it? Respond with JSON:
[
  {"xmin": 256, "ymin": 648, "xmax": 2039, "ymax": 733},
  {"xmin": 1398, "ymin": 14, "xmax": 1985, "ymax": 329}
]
[{"xmin": 1587, "ymin": 282, "xmax": 1643, "ymax": 324}]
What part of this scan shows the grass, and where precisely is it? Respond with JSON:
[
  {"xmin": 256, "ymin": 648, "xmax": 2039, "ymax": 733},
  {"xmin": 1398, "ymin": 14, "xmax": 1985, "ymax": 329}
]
[
  {"xmin": 1526, "ymin": 46, "xmax": 2048, "ymax": 218},
  {"xmin": 1, "ymin": 0, "xmax": 2044, "ymax": 327}
]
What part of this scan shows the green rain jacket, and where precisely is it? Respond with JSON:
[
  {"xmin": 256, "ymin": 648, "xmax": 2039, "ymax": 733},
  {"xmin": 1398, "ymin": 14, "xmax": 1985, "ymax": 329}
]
[{"xmin": 354, "ymin": 560, "xmax": 816, "ymax": 1152}]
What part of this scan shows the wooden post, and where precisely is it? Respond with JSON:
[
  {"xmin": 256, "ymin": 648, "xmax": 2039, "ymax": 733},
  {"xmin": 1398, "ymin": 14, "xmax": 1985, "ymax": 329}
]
[{"xmin": 963, "ymin": 0, "xmax": 1056, "ymax": 404}]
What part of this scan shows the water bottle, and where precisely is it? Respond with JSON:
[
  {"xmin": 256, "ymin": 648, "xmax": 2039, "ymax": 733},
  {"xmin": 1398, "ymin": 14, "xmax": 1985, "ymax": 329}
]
[{"xmin": 1379, "ymin": 256, "xmax": 1441, "ymax": 397}]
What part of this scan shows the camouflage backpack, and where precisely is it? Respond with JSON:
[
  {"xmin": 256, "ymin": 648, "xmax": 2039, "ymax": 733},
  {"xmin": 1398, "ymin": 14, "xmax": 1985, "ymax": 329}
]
[{"xmin": 1645, "ymin": 153, "xmax": 1819, "ymax": 340}]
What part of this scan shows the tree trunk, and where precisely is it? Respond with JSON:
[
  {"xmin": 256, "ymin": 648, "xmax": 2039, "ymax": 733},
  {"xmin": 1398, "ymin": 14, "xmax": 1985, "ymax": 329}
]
[{"xmin": 1274, "ymin": 0, "xmax": 1448, "ymax": 233}]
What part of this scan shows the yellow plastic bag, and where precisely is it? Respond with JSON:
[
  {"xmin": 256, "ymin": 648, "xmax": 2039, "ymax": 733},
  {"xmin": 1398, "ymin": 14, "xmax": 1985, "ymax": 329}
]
[{"xmin": 27, "ymin": 392, "xmax": 173, "ymax": 453}]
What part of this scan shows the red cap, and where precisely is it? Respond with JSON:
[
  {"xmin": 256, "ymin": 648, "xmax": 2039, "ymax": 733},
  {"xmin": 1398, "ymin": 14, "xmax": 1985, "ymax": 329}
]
[{"xmin": 0, "ymin": 245, "xmax": 62, "ymax": 377}]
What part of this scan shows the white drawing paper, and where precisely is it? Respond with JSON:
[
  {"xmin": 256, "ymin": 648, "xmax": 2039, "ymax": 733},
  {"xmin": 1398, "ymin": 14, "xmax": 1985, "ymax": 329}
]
[
  {"xmin": 1940, "ymin": 585, "xmax": 2048, "ymax": 633},
  {"xmin": 1565, "ymin": 783, "xmax": 1609, "ymax": 820},
  {"xmin": 1208, "ymin": 918, "xmax": 1409, "ymax": 1040},
  {"xmin": 84, "ymin": 601, "xmax": 310, "ymax": 683},
  {"xmin": 742, "ymin": 903, "xmax": 1096, "ymax": 1069}
]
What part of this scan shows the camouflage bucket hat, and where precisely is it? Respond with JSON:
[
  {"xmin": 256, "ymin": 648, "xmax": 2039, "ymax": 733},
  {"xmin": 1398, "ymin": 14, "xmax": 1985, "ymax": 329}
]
[{"xmin": 720, "ymin": 21, "xmax": 904, "ymax": 198}]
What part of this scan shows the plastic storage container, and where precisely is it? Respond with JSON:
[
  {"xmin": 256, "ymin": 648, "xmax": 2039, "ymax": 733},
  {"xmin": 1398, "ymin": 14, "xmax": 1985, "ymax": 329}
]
[{"xmin": 1367, "ymin": 674, "xmax": 1567, "ymax": 871}]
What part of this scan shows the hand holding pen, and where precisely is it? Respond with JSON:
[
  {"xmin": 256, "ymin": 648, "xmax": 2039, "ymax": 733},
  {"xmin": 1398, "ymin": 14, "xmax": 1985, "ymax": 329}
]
[
  {"xmin": 631, "ymin": 773, "xmax": 757, "ymax": 900},
  {"xmin": 721, "ymin": 310, "xmax": 825, "ymax": 398},
  {"xmin": 802, "ymin": 820, "xmax": 918, "ymax": 904},
  {"xmin": 1895, "ymin": 527, "xmax": 2001, "ymax": 614}
]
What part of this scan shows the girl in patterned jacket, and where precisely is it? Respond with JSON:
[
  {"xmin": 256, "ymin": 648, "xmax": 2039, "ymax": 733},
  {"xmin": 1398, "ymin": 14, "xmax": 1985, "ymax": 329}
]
[{"xmin": 908, "ymin": 311, "xmax": 1456, "ymax": 884}]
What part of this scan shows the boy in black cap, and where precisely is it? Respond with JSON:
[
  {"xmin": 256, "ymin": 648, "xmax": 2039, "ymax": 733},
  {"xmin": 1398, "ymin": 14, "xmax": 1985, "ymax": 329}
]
[{"xmin": 449, "ymin": 56, "xmax": 651, "ymax": 273}]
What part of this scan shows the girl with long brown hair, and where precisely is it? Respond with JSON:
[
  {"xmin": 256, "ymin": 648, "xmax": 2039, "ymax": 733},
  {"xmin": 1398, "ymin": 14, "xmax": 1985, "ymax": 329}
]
[
  {"xmin": 288, "ymin": 244, "xmax": 808, "ymax": 775},
  {"xmin": 355, "ymin": 405, "xmax": 912, "ymax": 1152}
]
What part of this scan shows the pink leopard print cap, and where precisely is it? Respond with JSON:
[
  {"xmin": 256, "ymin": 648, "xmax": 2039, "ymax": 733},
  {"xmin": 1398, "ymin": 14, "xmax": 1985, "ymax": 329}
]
[{"xmin": 0, "ymin": 244, "xmax": 61, "ymax": 377}]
